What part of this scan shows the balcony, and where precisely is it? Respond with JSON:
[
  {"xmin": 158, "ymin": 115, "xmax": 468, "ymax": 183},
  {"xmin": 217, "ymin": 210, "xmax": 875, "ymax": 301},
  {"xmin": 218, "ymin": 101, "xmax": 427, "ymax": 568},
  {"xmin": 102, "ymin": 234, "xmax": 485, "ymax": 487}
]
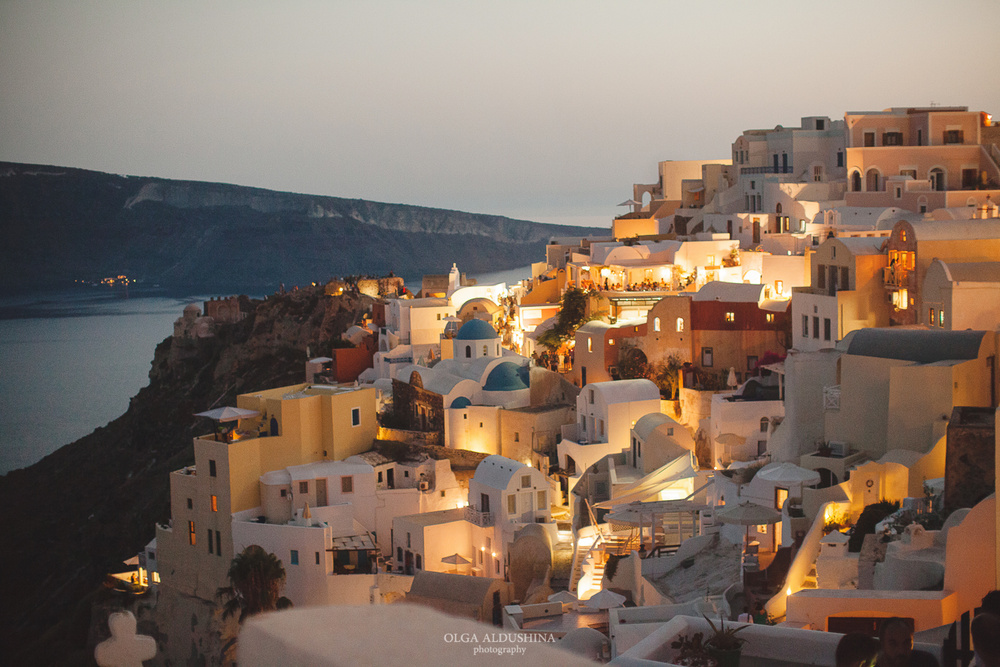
[
  {"xmin": 882, "ymin": 266, "xmax": 909, "ymax": 289},
  {"xmin": 823, "ymin": 385, "xmax": 840, "ymax": 411},
  {"xmin": 464, "ymin": 507, "xmax": 493, "ymax": 527},
  {"xmin": 740, "ymin": 165, "xmax": 794, "ymax": 175}
]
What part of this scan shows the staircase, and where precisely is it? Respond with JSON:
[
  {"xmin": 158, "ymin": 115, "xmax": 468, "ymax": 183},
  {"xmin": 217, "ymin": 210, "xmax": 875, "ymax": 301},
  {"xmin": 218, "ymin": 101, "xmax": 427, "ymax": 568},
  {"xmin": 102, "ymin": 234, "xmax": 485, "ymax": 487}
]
[{"xmin": 802, "ymin": 563, "xmax": 818, "ymax": 590}]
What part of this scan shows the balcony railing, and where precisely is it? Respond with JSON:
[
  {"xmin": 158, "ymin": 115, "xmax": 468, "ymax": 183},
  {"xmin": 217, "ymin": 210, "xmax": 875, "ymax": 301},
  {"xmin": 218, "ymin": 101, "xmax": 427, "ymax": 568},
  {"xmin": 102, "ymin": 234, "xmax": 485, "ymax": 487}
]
[
  {"xmin": 823, "ymin": 385, "xmax": 841, "ymax": 411},
  {"xmin": 740, "ymin": 165, "xmax": 794, "ymax": 175},
  {"xmin": 464, "ymin": 507, "xmax": 493, "ymax": 527},
  {"xmin": 883, "ymin": 266, "xmax": 909, "ymax": 289}
]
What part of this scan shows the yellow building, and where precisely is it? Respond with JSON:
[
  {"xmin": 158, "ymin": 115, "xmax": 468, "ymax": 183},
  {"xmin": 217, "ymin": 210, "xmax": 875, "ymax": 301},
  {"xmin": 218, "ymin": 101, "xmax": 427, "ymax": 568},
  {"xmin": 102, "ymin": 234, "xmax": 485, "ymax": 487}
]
[{"xmin": 156, "ymin": 383, "xmax": 377, "ymax": 600}]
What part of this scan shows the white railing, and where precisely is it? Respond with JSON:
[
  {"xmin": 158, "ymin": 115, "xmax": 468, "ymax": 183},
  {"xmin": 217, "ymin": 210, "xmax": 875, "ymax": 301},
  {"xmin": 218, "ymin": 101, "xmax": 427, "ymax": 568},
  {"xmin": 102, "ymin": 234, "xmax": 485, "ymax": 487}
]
[
  {"xmin": 464, "ymin": 507, "xmax": 493, "ymax": 527},
  {"xmin": 823, "ymin": 385, "xmax": 841, "ymax": 411}
]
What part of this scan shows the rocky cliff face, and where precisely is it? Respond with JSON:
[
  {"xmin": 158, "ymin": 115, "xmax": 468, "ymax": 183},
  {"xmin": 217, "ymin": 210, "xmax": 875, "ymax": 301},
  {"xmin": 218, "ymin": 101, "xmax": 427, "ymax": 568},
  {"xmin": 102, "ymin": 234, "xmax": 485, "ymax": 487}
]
[
  {"xmin": 0, "ymin": 286, "xmax": 371, "ymax": 665},
  {"xmin": 0, "ymin": 162, "xmax": 605, "ymax": 292}
]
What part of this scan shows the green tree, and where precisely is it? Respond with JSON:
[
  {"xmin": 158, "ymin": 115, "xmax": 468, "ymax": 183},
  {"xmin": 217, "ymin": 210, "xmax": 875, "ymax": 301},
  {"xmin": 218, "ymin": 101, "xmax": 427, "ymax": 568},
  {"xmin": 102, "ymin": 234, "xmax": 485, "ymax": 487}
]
[
  {"xmin": 617, "ymin": 343, "xmax": 649, "ymax": 380},
  {"xmin": 652, "ymin": 355, "xmax": 684, "ymax": 399},
  {"xmin": 538, "ymin": 287, "xmax": 591, "ymax": 351},
  {"xmin": 217, "ymin": 545, "xmax": 290, "ymax": 623}
]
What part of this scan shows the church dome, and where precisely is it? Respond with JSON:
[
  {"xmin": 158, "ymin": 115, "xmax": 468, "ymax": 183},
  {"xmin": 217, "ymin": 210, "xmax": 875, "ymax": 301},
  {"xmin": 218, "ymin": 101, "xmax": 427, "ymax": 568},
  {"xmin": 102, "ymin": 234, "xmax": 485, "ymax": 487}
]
[
  {"xmin": 455, "ymin": 318, "xmax": 499, "ymax": 340},
  {"xmin": 483, "ymin": 362, "xmax": 529, "ymax": 392}
]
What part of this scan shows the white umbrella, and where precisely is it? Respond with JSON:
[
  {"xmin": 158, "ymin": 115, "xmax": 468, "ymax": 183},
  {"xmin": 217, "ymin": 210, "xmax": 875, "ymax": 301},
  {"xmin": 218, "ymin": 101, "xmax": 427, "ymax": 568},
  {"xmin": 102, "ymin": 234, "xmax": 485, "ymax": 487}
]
[
  {"xmin": 716, "ymin": 501, "xmax": 781, "ymax": 526},
  {"xmin": 123, "ymin": 555, "xmax": 140, "ymax": 566},
  {"xmin": 715, "ymin": 433, "xmax": 746, "ymax": 448},
  {"xmin": 617, "ymin": 199, "xmax": 642, "ymax": 207},
  {"xmin": 727, "ymin": 367, "xmax": 738, "ymax": 388},
  {"xmin": 757, "ymin": 462, "xmax": 821, "ymax": 486},
  {"xmin": 194, "ymin": 406, "xmax": 260, "ymax": 422},
  {"xmin": 548, "ymin": 590, "xmax": 579, "ymax": 605},
  {"xmin": 440, "ymin": 553, "xmax": 471, "ymax": 565},
  {"xmin": 584, "ymin": 588, "xmax": 626, "ymax": 610}
]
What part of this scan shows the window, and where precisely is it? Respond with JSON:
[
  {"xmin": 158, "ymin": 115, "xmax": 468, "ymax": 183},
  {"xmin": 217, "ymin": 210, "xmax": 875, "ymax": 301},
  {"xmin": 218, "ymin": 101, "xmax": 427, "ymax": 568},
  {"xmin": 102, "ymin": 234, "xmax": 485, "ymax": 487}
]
[
  {"xmin": 537, "ymin": 490, "xmax": 546, "ymax": 509},
  {"xmin": 802, "ymin": 315, "xmax": 809, "ymax": 337},
  {"xmin": 465, "ymin": 345, "xmax": 471, "ymax": 358},
  {"xmin": 882, "ymin": 132, "xmax": 903, "ymax": 146},
  {"xmin": 609, "ymin": 338, "xmax": 615, "ymax": 346},
  {"xmin": 507, "ymin": 495, "xmax": 516, "ymax": 514},
  {"xmin": 775, "ymin": 280, "xmax": 783, "ymax": 294},
  {"xmin": 316, "ymin": 552, "xmax": 321, "ymax": 565},
  {"xmin": 725, "ymin": 312, "xmax": 735, "ymax": 323},
  {"xmin": 841, "ymin": 267, "xmax": 849, "ymax": 290},
  {"xmin": 850, "ymin": 171, "xmax": 861, "ymax": 192},
  {"xmin": 824, "ymin": 318, "xmax": 831, "ymax": 341},
  {"xmin": 676, "ymin": 317, "xmax": 685, "ymax": 333},
  {"xmin": 209, "ymin": 459, "xmax": 217, "ymax": 477},
  {"xmin": 589, "ymin": 389, "xmax": 594, "ymax": 404},
  {"xmin": 766, "ymin": 313, "xmax": 775, "ymax": 323},
  {"xmin": 188, "ymin": 521, "xmax": 196, "ymax": 546},
  {"xmin": 463, "ymin": 414, "xmax": 467, "ymax": 420},
  {"xmin": 496, "ymin": 560, "xmax": 500, "ymax": 575},
  {"xmin": 654, "ymin": 317, "xmax": 661, "ymax": 332},
  {"xmin": 483, "ymin": 345, "xmax": 488, "ymax": 355},
  {"xmin": 929, "ymin": 308, "xmax": 936, "ymax": 325},
  {"xmin": 816, "ymin": 265, "xmax": 826, "ymax": 289},
  {"xmin": 837, "ymin": 151, "xmax": 844, "ymax": 167},
  {"xmin": 514, "ymin": 432, "xmax": 519, "ymax": 442},
  {"xmin": 291, "ymin": 550, "xmax": 299, "ymax": 565},
  {"xmin": 813, "ymin": 316, "xmax": 820, "ymax": 339},
  {"xmin": 667, "ymin": 427, "xmax": 674, "ymax": 436},
  {"xmin": 760, "ymin": 417, "xmax": 769, "ymax": 433},
  {"xmin": 437, "ymin": 313, "xmax": 441, "ymax": 320},
  {"xmin": 900, "ymin": 230, "xmax": 907, "ymax": 242},
  {"xmin": 701, "ymin": 347, "xmax": 714, "ymax": 367},
  {"xmin": 280, "ymin": 489, "xmax": 287, "ymax": 498},
  {"xmin": 187, "ymin": 498, "xmax": 193, "ymax": 510},
  {"xmin": 299, "ymin": 481, "xmax": 309, "ymax": 494},
  {"xmin": 211, "ymin": 495, "xmax": 218, "ymax": 512},
  {"xmin": 599, "ymin": 419, "xmax": 605, "ymax": 437},
  {"xmin": 894, "ymin": 186, "xmax": 902, "ymax": 199},
  {"xmin": 747, "ymin": 356, "xmax": 758, "ymax": 371},
  {"xmin": 341, "ymin": 476, "xmax": 354, "ymax": 493},
  {"xmin": 208, "ymin": 529, "xmax": 214, "ymax": 554},
  {"xmin": 521, "ymin": 474, "xmax": 531, "ymax": 488},
  {"xmin": 816, "ymin": 119, "xmax": 825, "ymax": 130},
  {"xmin": 939, "ymin": 310, "xmax": 945, "ymax": 327},
  {"xmin": 587, "ymin": 337, "xmax": 592, "ymax": 353},
  {"xmin": 407, "ymin": 532, "xmax": 411, "ymax": 548},
  {"xmin": 351, "ymin": 407, "xmax": 360, "ymax": 427},
  {"xmin": 863, "ymin": 131, "xmax": 875, "ymax": 147},
  {"xmin": 944, "ymin": 129, "xmax": 964, "ymax": 144},
  {"xmin": 416, "ymin": 555, "xmax": 422, "ymax": 570},
  {"xmin": 397, "ymin": 547, "xmax": 403, "ymax": 562},
  {"xmin": 404, "ymin": 470, "xmax": 410, "ymax": 478},
  {"xmin": 216, "ymin": 530, "xmax": 221, "ymax": 556},
  {"xmin": 377, "ymin": 471, "xmax": 383, "ymax": 483}
]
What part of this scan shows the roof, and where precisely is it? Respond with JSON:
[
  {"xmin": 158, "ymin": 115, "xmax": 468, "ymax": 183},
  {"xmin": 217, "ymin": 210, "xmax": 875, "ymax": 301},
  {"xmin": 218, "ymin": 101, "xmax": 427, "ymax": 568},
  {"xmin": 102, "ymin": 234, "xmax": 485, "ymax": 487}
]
[
  {"xmin": 902, "ymin": 219, "xmax": 1000, "ymax": 242},
  {"xmin": 395, "ymin": 507, "xmax": 466, "ymax": 528},
  {"xmin": 407, "ymin": 570, "xmax": 497, "ymax": 603},
  {"xmin": 395, "ymin": 365, "xmax": 467, "ymax": 395},
  {"xmin": 693, "ymin": 281, "xmax": 764, "ymax": 303},
  {"xmin": 590, "ymin": 379, "xmax": 660, "ymax": 404},
  {"xmin": 632, "ymin": 413, "xmax": 676, "ymax": 441},
  {"xmin": 455, "ymin": 318, "xmax": 498, "ymax": 340},
  {"xmin": 472, "ymin": 455, "xmax": 527, "ymax": 490},
  {"xmin": 836, "ymin": 237, "xmax": 885, "ymax": 255},
  {"xmin": 843, "ymin": 328, "xmax": 986, "ymax": 364},
  {"xmin": 286, "ymin": 461, "xmax": 374, "ymax": 481},
  {"xmin": 483, "ymin": 362, "xmax": 530, "ymax": 392},
  {"xmin": 935, "ymin": 260, "xmax": 1000, "ymax": 284},
  {"xmin": 576, "ymin": 320, "xmax": 613, "ymax": 335}
]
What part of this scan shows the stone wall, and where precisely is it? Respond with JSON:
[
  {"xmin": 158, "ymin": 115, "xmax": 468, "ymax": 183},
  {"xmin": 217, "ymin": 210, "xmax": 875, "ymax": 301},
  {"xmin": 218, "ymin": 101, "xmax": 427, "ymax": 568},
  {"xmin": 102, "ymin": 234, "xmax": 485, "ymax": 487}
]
[
  {"xmin": 357, "ymin": 277, "xmax": 405, "ymax": 298},
  {"xmin": 377, "ymin": 426, "xmax": 442, "ymax": 448},
  {"xmin": 944, "ymin": 406, "xmax": 996, "ymax": 511}
]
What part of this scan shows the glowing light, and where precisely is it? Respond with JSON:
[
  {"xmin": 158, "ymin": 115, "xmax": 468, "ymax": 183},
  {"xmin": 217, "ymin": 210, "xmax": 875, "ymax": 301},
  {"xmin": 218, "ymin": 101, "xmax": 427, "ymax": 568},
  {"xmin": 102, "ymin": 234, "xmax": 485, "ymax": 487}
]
[
  {"xmin": 786, "ymin": 587, "xmax": 792, "ymax": 596},
  {"xmin": 491, "ymin": 552, "xmax": 497, "ymax": 558}
]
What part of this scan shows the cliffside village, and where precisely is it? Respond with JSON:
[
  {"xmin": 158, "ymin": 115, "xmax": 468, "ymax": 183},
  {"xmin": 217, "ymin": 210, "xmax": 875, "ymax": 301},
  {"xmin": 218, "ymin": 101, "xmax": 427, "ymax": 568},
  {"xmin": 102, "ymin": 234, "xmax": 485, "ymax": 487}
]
[{"xmin": 107, "ymin": 105, "xmax": 1000, "ymax": 665}]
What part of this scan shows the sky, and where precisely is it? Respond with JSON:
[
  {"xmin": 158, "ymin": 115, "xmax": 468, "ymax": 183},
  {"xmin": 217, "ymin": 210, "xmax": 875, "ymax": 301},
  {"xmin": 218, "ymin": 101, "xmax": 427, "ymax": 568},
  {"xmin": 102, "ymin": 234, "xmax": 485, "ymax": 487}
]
[{"xmin": 2, "ymin": 0, "xmax": 999, "ymax": 227}]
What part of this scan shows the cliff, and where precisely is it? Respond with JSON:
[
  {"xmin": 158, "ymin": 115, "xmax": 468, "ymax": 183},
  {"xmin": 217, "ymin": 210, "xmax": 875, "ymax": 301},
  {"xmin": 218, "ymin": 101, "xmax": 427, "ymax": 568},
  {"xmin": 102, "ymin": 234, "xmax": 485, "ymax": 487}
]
[
  {"xmin": 0, "ymin": 162, "xmax": 606, "ymax": 293},
  {"xmin": 0, "ymin": 286, "xmax": 373, "ymax": 665}
]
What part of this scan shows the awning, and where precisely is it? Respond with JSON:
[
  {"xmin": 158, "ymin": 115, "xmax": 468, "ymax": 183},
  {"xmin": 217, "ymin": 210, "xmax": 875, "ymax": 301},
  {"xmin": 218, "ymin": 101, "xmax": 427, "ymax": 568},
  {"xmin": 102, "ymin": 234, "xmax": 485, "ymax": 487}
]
[
  {"xmin": 194, "ymin": 406, "xmax": 260, "ymax": 422},
  {"xmin": 593, "ymin": 453, "xmax": 696, "ymax": 509}
]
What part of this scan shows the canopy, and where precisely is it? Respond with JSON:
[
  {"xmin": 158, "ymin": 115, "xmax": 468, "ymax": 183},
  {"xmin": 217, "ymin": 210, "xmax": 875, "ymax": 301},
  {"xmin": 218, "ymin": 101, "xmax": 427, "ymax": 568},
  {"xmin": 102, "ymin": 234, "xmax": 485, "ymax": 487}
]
[
  {"xmin": 592, "ymin": 453, "xmax": 697, "ymax": 509},
  {"xmin": 715, "ymin": 433, "xmax": 746, "ymax": 447},
  {"xmin": 548, "ymin": 591, "xmax": 579, "ymax": 604},
  {"xmin": 715, "ymin": 501, "xmax": 781, "ymax": 526},
  {"xmin": 584, "ymin": 588, "xmax": 626, "ymax": 609},
  {"xmin": 123, "ymin": 555, "xmax": 140, "ymax": 566},
  {"xmin": 617, "ymin": 199, "xmax": 642, "ymax": 207},
  {"xmin": 757, "ymin": 462, "xmax": 821, "ymax": 486},
  {"xmin": 440, "ymin": 553, "xmax": 471, "ymax": 565},
  {"xmin": 605, "ymin": 499, "xmax": 709, "ymax": 525},
  {"xmin": 194, "ymin": 406, "xmax": 260, "ymax": 422}
]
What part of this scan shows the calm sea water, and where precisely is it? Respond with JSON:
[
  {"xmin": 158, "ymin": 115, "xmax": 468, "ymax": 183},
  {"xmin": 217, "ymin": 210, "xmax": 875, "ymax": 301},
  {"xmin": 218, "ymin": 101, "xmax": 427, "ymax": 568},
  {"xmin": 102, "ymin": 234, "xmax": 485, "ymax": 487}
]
[{"xmin": 0, "ymin": 266, "xmax": 534, "ymax": 475}]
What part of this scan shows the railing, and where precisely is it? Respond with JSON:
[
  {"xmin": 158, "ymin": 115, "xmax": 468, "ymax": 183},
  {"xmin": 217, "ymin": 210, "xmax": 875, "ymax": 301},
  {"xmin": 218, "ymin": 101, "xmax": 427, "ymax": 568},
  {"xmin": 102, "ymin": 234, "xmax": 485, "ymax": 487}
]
[
  {"xmin": 464, "ymin": 507, "xmax": 493, "ymax": 527},
  {"xmin": 740, "ymin": 165, "xmax": 794, "ymax": 175},
  {"xmin": 882, "ymin": 265, "xmax": 909, "ymax": 289},
  {"xmin": 823, "ymin": 385, "xmax": 841, "ymax": 411}
]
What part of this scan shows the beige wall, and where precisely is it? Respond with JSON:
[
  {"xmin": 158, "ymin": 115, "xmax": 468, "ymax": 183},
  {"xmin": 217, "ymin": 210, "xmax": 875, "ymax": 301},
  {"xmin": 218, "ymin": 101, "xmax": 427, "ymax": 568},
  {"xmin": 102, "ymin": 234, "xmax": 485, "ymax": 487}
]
[
  {"xmin": 640, "ymin": 296, "xmax": 692, "ymax": 367},
  {"xmin": 944, "ymin": 496, "xmax": 997, "ymax": 618}
]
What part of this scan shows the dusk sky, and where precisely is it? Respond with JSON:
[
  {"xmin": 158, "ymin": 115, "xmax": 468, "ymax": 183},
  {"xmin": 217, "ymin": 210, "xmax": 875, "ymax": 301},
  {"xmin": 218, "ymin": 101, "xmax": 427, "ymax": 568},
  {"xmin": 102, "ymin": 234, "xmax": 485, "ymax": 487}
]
[{"xmin": 3, "ymin": 1, "xmax": 999, "ymax": 227}]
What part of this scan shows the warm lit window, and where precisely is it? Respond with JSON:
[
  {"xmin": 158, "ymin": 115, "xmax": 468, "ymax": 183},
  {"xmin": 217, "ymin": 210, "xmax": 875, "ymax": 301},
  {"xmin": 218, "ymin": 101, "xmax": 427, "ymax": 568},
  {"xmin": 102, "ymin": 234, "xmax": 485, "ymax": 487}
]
[
  {"xmin": 900, "ymin": 230, "xmax": 907, "ymax": 242},
  {"xmin": 766, "ymin": 313, "xmax": 775, "ymax": 323},
  {"xmin": 939, "ymin": 310, "xmax": 945, "ymax": 327},
  {"xmin": 929, "ymin": 308, "xmax": 936, "ymax": 325},
  {"xmin": 341, "ymin": 476, "xmax": 353, "ymax": 493},
  {"xmin": 725, "ymin": 312, "xmax": 735, "ymax": 323},
  {"xmin": 188, "ymin": 521, "xmax": 196, "ymax": 546},
  {"xmin": 676, "ymin": 318, "xmax": 685, "ymax": 333},
  {"xmin": 211, "ymin": 495, "xmax": 218, "ymax": 512},
  {"xmin": 609, "ymin": 338, "xmax": 615, "ymax": 346},
  {"xmin": 587, "ymin": 337, "xmax": 592, "ymax": 353},
  {"xmin": 775, "ymin": 280, "xmax": 783, "ymax": 293},
  {"xmin": 654, "ymin": 317, "xmax": 661, "ymax": 332}
]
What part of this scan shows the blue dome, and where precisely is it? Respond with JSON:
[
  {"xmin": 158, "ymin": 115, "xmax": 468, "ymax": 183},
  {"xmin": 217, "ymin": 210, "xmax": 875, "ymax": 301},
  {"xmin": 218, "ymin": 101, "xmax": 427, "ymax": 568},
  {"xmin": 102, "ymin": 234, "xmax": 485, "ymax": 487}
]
[
  {"xmin": 450, "ymin": 396, "xmax": 472, "ymax": 409},
  {"xmin": 483, "ymin": 362, "xmax": 529, "ymax": 392},
  {"xmin": 455, "ymin": 318, "xmax": 499, "ymax": 340}
]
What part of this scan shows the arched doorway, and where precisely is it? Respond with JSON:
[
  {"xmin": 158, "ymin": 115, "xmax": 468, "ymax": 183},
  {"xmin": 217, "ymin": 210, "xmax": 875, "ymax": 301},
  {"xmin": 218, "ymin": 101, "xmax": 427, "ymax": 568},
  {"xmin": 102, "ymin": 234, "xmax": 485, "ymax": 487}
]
[
  {"xmin": 851, "ymin": 171, "xmax": 862, "ymax": 192},
  {"xmin": 929, "ymin": 168, "xmax": 945, "ymax": 191},
  {"xmin": 865, "ymin": 169, "xmax": 881, "ymax": 192},
  {"xmin": 270, "ymin": 417, "xmax": 279, "ymax": 436}
]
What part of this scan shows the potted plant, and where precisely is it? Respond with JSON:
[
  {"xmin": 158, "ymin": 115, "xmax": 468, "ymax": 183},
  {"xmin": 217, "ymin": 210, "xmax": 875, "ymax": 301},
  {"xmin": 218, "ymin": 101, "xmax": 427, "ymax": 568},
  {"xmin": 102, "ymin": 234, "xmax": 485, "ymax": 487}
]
[
  {"xmin": 703, "ymin": 615, "xmax": 746, "ymax": 667},
  {"xmin": 670, "ymin": 631, "xmax": 714, "ymax": 667}
]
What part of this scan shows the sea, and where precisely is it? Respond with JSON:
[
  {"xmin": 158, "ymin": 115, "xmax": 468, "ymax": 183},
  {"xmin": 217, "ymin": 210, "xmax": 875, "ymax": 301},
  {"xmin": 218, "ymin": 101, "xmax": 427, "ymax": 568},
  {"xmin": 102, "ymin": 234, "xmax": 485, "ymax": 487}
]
[{"xmin": 0, "ymin": 265, "xmax": 534, "ymax": 475}]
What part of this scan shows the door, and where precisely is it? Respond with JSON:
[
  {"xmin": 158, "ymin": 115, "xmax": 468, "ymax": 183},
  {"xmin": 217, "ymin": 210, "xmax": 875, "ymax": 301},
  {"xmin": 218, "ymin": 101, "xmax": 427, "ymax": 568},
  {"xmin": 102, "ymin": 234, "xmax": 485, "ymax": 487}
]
[
  {"xmin": 387, "ymin": 468, "xmax": 395, "ymax": 489},
  {"xmin": 481, "ymin": 493, "xmax": 491, "ymax": 514},
  {"xmin": 753, "ymin": 220, "xmax": 760, "ymax": 244},
  {"xmin": 316, "ymin": 478, "xmax": 327, "ymax": 507},
  {"xmin": 519, "ymin": 492, "xmax": 533, "ymax": 523},
  {"xmin": 581, "ymin": 366, "xmax": 587, "ymax": 387},
  {"xmin": 404, "ymin": 551, "xmax": 413, "ymax": 575},
  {"xmin": 492, "ymin": 591, "xmax": 503, "ymax": 626}
]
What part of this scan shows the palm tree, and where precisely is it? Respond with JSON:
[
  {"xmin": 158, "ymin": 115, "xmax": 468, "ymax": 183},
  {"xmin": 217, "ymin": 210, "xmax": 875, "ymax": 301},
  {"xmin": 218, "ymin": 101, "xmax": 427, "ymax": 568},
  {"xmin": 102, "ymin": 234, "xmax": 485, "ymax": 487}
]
[{"xmin": 217, "ymin": 545, "xmax": 289, "ymax": 623}]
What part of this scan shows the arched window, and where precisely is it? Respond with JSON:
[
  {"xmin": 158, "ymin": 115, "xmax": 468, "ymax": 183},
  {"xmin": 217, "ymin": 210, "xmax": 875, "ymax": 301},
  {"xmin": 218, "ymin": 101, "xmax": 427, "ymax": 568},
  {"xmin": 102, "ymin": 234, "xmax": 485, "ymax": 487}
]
[
  {"xmin": 929, "ymin": 168, "xmax": 945, "ymax": 191},
  {"xmin": 865, "ymin": 169, "xmax": 881, "ymax": 192},
  {"xmin": 775, "ymin": 202, "xmax": 782, "ymax": 215},
  {"xmin": 850, "ymin": 171, "xmax": 862, "ymax": 192},
  {"xmin": 654, "ymin": 317, "xmax": 661, "ymax": 332},
  {"xmin": 676, "ymin": 317, "xmax": 685, "ymax": 333},
  {"xmin": 465, "ymin": 345, "xmax": 472, "ymax": 358},
  {"xmin": 760, "ymin": 417, "xmax": 769, "ymax": 433}
]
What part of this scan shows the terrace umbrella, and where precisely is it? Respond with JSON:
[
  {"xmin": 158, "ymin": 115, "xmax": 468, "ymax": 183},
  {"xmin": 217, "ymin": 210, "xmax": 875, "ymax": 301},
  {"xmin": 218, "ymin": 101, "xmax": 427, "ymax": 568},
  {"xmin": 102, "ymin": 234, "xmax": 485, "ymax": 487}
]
[
  {"xmin": 194, "ymin": 406, "xmax": 260, "ymax": 422},
  {"xmin": 756, "ymin": 462, "xmax": 821, "ymax": 487},
  {"xmin": 716, "ymin": 501, "xmax": 782, "ymax": 547},
  {"xmin": 617, "ymin": 199, "xmax": 642, "ymax": 208},
  {"xmin": 440, "ymin": 553, "xmax": 471, "ymax": 573},
  {"xmin": 584, "ymin": 588, "xmax": 626, "ymax": 610}
]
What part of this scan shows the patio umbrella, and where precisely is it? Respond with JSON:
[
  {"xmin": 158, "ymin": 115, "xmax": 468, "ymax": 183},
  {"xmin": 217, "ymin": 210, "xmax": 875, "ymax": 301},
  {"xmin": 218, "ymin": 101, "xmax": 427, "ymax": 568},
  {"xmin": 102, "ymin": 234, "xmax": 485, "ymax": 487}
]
[
  {"xmin": 715, "ymin": 501, "xmax": 781, "ymax": 526},
  {"xmin": 727, "ymin": 367, "xmax": 738, "ymax": 388},
  {"xmin": 123, "ymin": 555, "xmax": 140, "ymax": 566},
  {"xmin": 617, "ymin": 199, "xmax": 642, "ymax": 207},
  {"xmin": 548, "ymin": 590, "xmax": 579, "ymax": 605},
  {"xmin": 715, "ymin": 433, "xmax": 746, "ymax": 448},
  {"xmin": 757, "ymin": 462, "xmax": 821, "ymax": 487},
  {"xmin": 194, "ymin": 406, "xmax": 260, "ymax": 422},
  {"xmin": 440, "ymin": 553, "xmax": 471, "ymax": 565},
  {"xmin": 584, "ymin": 588, "xmax": 626, "ymax": 610}
]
